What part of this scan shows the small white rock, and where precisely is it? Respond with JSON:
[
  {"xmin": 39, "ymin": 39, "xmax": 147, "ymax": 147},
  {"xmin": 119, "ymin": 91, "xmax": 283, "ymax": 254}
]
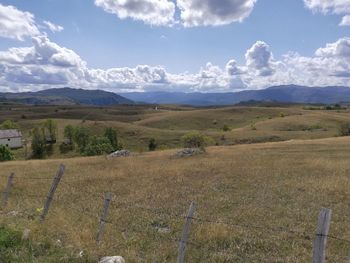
[
  {"xmin": 22, "ymin": 229, "xmax": 30, "ymax": 240},
  {"xmin": 98, "ymin": 256, "xmax": 125, "ymax": 263}
]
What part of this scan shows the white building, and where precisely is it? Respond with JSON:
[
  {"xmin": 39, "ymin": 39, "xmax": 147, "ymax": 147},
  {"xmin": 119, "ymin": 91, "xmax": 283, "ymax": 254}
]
[{"xmin": 0, "ymin": 129, "xmax": 23, "ymax": 149}]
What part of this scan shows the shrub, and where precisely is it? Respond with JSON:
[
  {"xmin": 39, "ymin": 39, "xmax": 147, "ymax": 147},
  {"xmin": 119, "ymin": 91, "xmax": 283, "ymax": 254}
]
[
  {"xmin": 0, "ymin": 145, "xmax": 14, "ymax": 162},
  {"xmin": 339, "ymin": 123, "xmax": 350, "ymax": 136},
  {"xmin": 182, "ymin": 132, "xmax": 209, "ymax": 150},
  {"xmin": 251, "ymin": 122, "xmax": 257, "ymax": 130},
  {"xmin": 279, "ymin": 112, "xmax": 285, "ymax": 118},
  {"xmin": 84, "ymin": 136, "xmax": 113, "ymax": 156},
  {"xmin": 31, "ymin": 128, "xmax": 46, "ymax": 158},
  {"xmin": 222, "ymin": 124, "xmax": 231, "ymax": 132},
  {"xmin": 148, "ymin": 138, "xmax": 157, "ymax": 151}
]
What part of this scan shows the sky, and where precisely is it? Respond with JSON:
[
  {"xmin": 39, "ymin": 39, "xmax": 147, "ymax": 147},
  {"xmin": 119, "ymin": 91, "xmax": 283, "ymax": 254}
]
[{"xmin": 0, "ymin": 0, "xmax": 349, "ymax": 93}]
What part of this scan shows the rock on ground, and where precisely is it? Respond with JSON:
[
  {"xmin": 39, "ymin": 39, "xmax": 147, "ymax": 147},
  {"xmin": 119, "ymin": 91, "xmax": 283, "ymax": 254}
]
[
  {"xmin": 176, "ymin": 148, "xmax": 204, "ymax": 157},
  {"xmin": 108, "ymin": 150, "xmax": 131, "ymax": 158},
  {"xmin": 98, "ymin": 256, "xmax": 125, "ymax": 263}
]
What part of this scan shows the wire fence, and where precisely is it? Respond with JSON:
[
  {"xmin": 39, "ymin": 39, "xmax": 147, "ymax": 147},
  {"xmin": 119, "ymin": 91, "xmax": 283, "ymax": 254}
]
[{"xmin": 0, "ymin": 166, "xmax": 349, "ymax": 263}]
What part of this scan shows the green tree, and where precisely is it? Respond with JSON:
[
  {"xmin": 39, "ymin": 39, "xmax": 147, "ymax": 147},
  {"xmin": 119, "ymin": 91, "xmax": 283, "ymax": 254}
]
[
  {"xmin": 31, "ymin": 128, "xmax": 46, "ymax": 158},
  {"xmin": 84, "ymin": 136, "xmax": 113, "ymax": 156},
  {"xmin": 0, "ymin": 145, "xmax": 14, "ymax": 162},
  {"xmin": 148, "ymin": 138, "xmax": 157, "ymax": 151},
  {"xmin": 0, "ymin": 120, "xmax": 19, "ymax": 130},
  {"xmin": 104, "ymin": 127, "xmax": 120, "ymax": 151},
  {"xmin": 73, "ymin": 126, "xmax": 90, "ymax": 152},
  {"xmin": 64, "ymin": 125, "xmax": 75, "ymax": 144},
  {"xmin": 43, "ymin": 119, "xmax": 57, "ymax": 143}
]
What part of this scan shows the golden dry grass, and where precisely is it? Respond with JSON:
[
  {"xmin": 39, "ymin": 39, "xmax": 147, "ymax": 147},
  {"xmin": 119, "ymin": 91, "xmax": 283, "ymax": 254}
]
[
  {"xmin": 7, "ymin": 104, "xmax": 350, "ymax": 160},
  {"xmin": 1, "ymin": 137, "xmax": 350, "ymax": 262}
]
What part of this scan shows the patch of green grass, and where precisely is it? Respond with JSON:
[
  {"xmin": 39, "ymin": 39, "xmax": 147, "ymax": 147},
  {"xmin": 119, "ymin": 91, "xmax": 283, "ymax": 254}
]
[{"xmin": 0, "ymin": 225, "xmax": 95, "ymax": 263}]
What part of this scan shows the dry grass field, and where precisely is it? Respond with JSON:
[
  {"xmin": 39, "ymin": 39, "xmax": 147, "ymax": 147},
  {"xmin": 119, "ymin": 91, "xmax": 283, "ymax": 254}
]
[
  {"xmin": 1, "ymin": 104, "xmax": 350, "ymax": 160},
  {"xmin": 1, "ymin": 136, "xmax": 350, "ymax": 262}
]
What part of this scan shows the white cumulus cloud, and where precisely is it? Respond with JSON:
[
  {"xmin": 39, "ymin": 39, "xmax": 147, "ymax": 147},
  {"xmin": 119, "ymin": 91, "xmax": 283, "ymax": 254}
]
[
  {"xmin": 304, "ymin": 0, "xmax": 350, "ymax": 14},
  {"xmin": 94, "ymin": 0, "xmax": 176, "ymax": 26},
  {"xmin": 177, "ymin": 0, "xmax": 257, "ymax": 27},
  {"xmin": 245, "ymin": 41, "xmax": 275, "ymax": 76},
  {"xmin": 0, "ymin": 4, "xmax": 40, "ymax": 41},
  {"xmin": 1, "ymin": 36, "xmax": 350, "ymax": 93},
  {"xmin": 304, "ymin": 0, "xmax": 350, "ymax": 26}
]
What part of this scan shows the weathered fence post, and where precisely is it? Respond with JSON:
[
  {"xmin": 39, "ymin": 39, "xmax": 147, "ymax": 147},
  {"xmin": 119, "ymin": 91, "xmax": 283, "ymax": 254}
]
[
  {"xmin": 40, "ymin": 164, "xmax": 65, "ymax": 221},
  {"xmin": 312, "ymin": 208, "xmax": 332, "ymax": 263},
  {"xmin": 96, "ymin": 192, "xmax": 112, "ymax": 244},
  {"xmin": 177, "ymin": 202, "xmax": 197, "ymax": 263},
  {"xmin": 1, "ymin": 173, "xmax": 14, "ymax": 208}
]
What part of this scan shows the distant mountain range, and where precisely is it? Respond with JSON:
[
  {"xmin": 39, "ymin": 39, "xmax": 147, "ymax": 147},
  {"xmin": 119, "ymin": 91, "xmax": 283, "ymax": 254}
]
[
  {"xmin": 1, "ymin": 85, "xmax": 350, "ymax": 106},
  {"xmin": 0, "ymin": 87, "xmax": 133, "ymax": 106},
  {"xmin": 122, "ymin": 85, "xmax": 350, "ymax": 106}
]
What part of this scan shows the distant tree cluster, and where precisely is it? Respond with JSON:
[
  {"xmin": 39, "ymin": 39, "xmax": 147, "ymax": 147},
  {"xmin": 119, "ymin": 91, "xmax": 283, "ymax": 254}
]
[
  {"xmin": 60, "ymin": 125, "xmax": 122, "ymax": 156},
  {"xmin": 31, "ymin": 119, "xmax": 58, "ymax": 158}
]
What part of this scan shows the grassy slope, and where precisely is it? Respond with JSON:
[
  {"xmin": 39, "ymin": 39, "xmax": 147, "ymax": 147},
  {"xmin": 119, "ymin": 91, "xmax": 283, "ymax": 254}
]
[
  {"xmin": 1, "ymin": 137, "xmax": 350, "ymax": 262},
  {"xmin": 4, "ymin": 104, "xmax": 350, "ymax": 160}
]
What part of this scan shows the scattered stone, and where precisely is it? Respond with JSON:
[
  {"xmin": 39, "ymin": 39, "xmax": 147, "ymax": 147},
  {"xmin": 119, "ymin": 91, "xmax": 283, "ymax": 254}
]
[
  {"xmin": 55, "ymin": 239, "xmax": 62, "ymax": 247},
  {"xmin": 108, "ymin": 150, "xmax": 131, "ymax": 158},
  {"xmin": 98, "ymin": 256, "xmax": 125, "ymax": 263},
  {"xmin": 8, "ymin": 210, "xmax": 19, "ymax": 216},
  {"xmin": 22, "ymin": 229, "xmax": 30, "ymax": 240},
  {"xmin": 175, "ymin": 148, "xmax": 204, "ymax": 157},
  {"xmin": 156, "ymin": 226, "xmax": 171, "ymax": 234}
]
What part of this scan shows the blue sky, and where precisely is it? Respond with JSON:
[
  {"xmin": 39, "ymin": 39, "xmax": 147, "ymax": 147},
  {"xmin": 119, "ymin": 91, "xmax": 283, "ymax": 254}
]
[{"xmin": 0, "ymin": 0, "xmax": 349, "ymax": 92}]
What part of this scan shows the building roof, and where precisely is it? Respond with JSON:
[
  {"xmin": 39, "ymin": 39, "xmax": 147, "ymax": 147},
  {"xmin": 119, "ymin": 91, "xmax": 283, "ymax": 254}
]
[{"xmin": 0, "ymin": 129, "xmax": 22, "ymax": 139}]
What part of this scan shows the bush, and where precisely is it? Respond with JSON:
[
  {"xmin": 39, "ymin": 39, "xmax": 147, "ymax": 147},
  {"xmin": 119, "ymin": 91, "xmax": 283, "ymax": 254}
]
[
  {"xmin": 222, "ymin": 124, "xmax": 231, "ymax": 132},
  {"xmin": 182, "ymin": 132, "xmax": 209, "ymax": 150},
  {"xmin": 339, "ymin": 123, "xmax": 350, "ymax": 136},
  {"xmin": 84, "ymin": 136, "xmax": 113, "ymax": 156},
  {"xmin": 148, "ymin": 138, "xmax": 157, "ymax": 151},
  {"xmin": 0, "ymin": 145, "xmax": 14, "ymax": 162},
  {"xmin": 251, "ymin": 122, "xmax": 257, "ymax": 130}
]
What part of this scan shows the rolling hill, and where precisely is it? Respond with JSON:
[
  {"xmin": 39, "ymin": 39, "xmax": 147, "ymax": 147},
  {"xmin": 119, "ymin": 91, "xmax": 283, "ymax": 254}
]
[{"xmin": 0, "ymin": 87, "xmax": 133, "ymax": 106}]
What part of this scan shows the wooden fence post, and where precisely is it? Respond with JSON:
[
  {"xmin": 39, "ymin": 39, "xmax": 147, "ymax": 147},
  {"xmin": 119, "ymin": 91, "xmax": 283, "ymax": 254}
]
[
  {"xmin": 1, "ymin": 173, "xmax": 14, "ymax": 208},
  {"xmin": 312, "ymin": 208, "xmax": 332, "ymax": 263},
  {"xmin": 40, "ymin": 164, "xmax": 65, "ymax": 221},
  {"xmin": 177, "ymin": 202, "xmax": 197, "ymax": 263},
  {"xmin": 96, "ymin": 192, "xmax": 112, "ymax": 244}
]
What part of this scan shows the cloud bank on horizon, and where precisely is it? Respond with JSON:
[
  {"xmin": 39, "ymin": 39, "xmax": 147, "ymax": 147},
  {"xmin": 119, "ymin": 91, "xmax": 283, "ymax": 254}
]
[{"xmin": 0, "ymin": 0, "xmax": 349, "ymax": 93}]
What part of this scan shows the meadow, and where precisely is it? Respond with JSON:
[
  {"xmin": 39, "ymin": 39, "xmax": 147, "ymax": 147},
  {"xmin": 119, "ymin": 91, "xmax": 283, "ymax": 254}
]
[{"xmin": 0, "ymin": 104, "xmax": 350, "ymax": 262}]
